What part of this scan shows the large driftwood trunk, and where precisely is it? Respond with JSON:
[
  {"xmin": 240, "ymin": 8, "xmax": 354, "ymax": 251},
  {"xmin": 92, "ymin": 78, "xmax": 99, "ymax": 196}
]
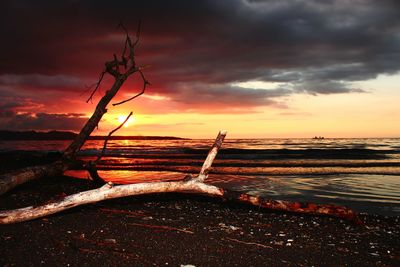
[
  {"xmin": 0, "ymin": 25, "xmax": 146, "ymax": 196},
  {"xmin": 0, "ymin": 181, "xmax": 361, "ymax": 224},
  {"xmin": 63, "ymin": 76, "xmax": 127, "ymax": 159},
  {"xmin": 0, "ymin": 161, "xmax": 69, "ymax": 195},
  {"xmin": 0, "ymin": 77, "xmax": 126, "ymax": 195}
]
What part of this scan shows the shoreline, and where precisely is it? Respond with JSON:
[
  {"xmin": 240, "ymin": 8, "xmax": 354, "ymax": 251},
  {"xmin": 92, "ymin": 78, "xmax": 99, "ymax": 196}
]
[
  {"xmin": 1, "ymin": 150, "xmax": 399, "ymax": 217},
  {"xmin": 0, "ymin": 151, "xmax": 399, "ymax": 265}
]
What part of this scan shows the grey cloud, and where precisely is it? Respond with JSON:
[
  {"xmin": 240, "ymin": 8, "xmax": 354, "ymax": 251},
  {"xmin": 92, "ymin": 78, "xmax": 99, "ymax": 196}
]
[
  {"xmin": 167, "ymin": 83, "xmax": 290, "ymax": 111},
  {"xmin": 0, "ymin": 96, "xmax": 44, "ymax": 117},
  {"xmin": 0, "ymin": 74, "xmax": 83, "ymax": 91},
  {"xmin": 292, "ymin": 80, "xmax": 363, "ymax": 95},
  {"xmin": 0, "ymin": 112, "xmax": 87, "ymax": 131}
]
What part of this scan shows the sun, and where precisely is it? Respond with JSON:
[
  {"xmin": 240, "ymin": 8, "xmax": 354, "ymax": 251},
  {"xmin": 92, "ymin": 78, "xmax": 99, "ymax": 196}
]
[{"xmin": 118, "ymin": 114, "xmax": 136, "ymax": 127}]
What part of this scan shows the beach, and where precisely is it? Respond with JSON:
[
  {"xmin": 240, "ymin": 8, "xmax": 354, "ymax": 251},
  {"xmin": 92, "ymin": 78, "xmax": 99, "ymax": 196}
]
[{"xmin": 0, "ymin": 152, "xmax": 399, "ymax": 266}]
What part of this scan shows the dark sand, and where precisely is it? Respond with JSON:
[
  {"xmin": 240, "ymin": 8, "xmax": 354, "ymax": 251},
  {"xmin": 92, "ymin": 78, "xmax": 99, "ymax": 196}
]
[{"xmin": 0, "ymin": 152, "xmax": 399, "ymax": 266}]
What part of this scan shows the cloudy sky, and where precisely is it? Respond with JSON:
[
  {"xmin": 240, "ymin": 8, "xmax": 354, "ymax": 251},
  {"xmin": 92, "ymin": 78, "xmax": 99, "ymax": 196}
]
[{"xmin": 0, "ymin": 0, "xmax": 399, "ymax": 138}]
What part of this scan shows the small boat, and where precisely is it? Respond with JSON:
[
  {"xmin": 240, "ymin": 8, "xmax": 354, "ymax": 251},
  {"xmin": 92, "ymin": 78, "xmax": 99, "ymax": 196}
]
[{"xmin": 312, "ymin": 136, "xmax": 325, "ymax": 140}]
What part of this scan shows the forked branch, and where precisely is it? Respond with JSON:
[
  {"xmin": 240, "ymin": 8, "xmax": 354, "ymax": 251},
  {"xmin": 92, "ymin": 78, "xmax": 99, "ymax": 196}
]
[
  {"xmin": 85, "ymin": 69, "xmax": 107, "ymax": 103},
  {"xmin": 95, "ymin": 111, "xmax": 133, "ymax": 165},
  {"xmin": 113, "ymin": 69, "xmax": 150, "ymax": 106},
  {"xmin": 86, "ymin": 112, "xmax": 133, "ymax": 183}
]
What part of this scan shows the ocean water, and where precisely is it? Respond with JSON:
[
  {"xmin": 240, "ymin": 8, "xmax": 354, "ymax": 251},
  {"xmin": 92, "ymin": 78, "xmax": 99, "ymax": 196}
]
[{"xmin": 1, "ymin": 138, "xmax": 400, "ymax": 216}]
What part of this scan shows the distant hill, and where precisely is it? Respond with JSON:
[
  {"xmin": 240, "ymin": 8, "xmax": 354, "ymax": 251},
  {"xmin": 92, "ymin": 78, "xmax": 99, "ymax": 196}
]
[{"xmin": 0, "ymin": 130, "xmax": 186, "ymax": 140}]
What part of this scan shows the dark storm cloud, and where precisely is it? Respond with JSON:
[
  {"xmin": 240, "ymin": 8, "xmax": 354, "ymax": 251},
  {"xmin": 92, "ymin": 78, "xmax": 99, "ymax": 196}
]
[
  {"xmin": 0, "ymin": 74, "xmax": 83, "ymax": 91},
  {"xmin": 0, "ymin": 96, "xmax": 43, "ymax": 117},
  {"xmin": 0, "ymin": 112, "xmax": 87, "ymax": 131},
  {"xmin": 0, "ymin": 0, "xmax": 399, "ymax": 117}
]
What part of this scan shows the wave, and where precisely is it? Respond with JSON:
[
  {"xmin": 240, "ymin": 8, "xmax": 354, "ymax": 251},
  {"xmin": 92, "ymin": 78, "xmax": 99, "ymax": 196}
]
[
  {"xmin": 78, "ymin": 147, "xmax": 399, "ymax": 159},
  {"xmin": 3, "ymin": 138, "xmax": 400, "ymax": 215}
]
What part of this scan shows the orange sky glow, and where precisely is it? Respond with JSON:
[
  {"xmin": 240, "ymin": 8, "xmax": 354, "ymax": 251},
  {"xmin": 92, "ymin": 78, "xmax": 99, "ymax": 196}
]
[
  {"xmin": 1, "ymin": 1, "xmax": 399, "ymax": 139},
  {"xmin": 91, "ymin": 73, "xmax": 400, "ymax": 139}
]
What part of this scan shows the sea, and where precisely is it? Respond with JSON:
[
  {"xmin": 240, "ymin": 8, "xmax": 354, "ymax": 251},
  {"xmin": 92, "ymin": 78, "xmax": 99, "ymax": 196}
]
[{"xmin": 1, "ymin": 138, "xmax": 399, "ymax": 216}]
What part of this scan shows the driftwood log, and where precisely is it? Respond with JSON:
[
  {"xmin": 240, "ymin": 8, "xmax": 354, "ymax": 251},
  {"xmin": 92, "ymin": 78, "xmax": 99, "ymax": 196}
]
[
  {"xmin": 0, "ymin": 24, "xmax": 362, "ymax": 225},
  {"xmin": 0, "ymin": 131, "xmax": 362, "ymax": 224}
]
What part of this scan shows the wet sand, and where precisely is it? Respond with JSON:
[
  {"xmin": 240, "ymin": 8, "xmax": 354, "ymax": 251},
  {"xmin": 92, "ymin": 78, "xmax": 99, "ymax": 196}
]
[{"xmin": 0, "ymin": 153, "xmax": 399, "ymax": 266}]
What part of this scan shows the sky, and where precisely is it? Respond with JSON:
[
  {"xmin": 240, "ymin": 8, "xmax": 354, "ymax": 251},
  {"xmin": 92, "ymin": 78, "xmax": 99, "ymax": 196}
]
[{"xmin": 0, "ymin": 0, "xmax": 399, "ymax": 138}]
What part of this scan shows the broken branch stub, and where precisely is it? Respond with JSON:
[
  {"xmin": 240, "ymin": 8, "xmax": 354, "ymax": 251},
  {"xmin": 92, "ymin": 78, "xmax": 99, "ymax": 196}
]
[{"xmin": 195, "ymin": 130, "xmax": 227, "ymax": 182}]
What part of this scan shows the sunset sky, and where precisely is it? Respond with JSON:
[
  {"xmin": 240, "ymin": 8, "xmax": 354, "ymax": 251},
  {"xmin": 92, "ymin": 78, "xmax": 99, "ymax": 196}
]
[{"xmin": 0, "ymin": 0, "xmax": 399, "ymax": 138}]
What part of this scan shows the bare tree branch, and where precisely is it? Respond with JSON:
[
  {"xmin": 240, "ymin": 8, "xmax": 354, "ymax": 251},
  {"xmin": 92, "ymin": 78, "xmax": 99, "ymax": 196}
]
[
  {"xmin": 86, "ymin": 112, "xmax": 133, "ymax": 183},
  {"xmin": 96, "ymin": 112, "xmax": 133, "ymax": 165},
  {"xmin": 85, "ymin": 69, "xmax": 107, "ymax": 103},
  {"xmin": 133, "ymin": 20, "xmax": 142, "ymax": 46},
  {"xmin": 112, "ymin": 69, "xmax": 150, "ymax": 106}
]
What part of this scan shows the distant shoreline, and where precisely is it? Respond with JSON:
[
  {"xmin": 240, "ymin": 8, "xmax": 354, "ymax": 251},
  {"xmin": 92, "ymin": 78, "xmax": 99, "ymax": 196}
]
[{"xmin": 0, "ymin": 130, "xmax": 187, "ymax": 141}]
